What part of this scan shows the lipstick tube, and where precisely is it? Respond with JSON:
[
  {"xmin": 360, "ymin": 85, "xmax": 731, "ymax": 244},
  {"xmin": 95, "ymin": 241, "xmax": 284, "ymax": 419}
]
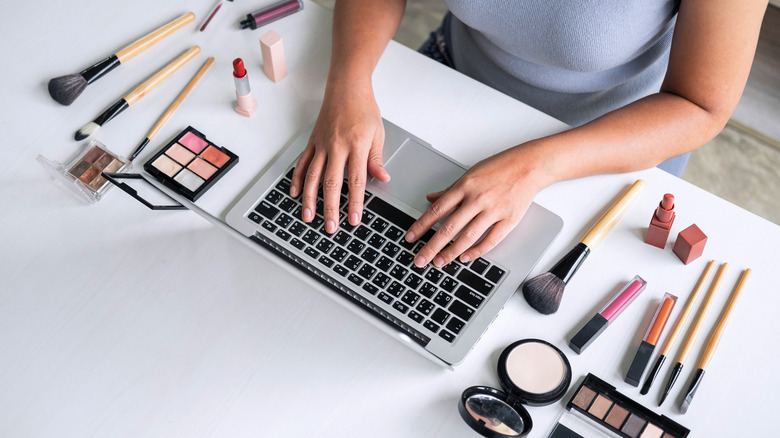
[
  {"xmin": 569, "ymin": 275, "xmax": 647, "ymax": 354},
  {"xmin": 239, "ymin": 0, "xmax": 303, "ymax": 30},
  {"xmin": 645, "ymin": 194, "xmax": 676, "ymax": 248},
  {"xmin": 233, "ymin": 58, "xmax": 257, "ymax": 117},
  {"xmin": 625, "ymin": 293, "xmax": 677, "ymax": 386}
]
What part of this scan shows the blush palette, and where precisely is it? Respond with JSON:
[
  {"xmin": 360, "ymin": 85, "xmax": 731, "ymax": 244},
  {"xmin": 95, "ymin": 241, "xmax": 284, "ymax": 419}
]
[{"xmin": 144, "ymin": 126, "xmax": 238, "ymax": 201}]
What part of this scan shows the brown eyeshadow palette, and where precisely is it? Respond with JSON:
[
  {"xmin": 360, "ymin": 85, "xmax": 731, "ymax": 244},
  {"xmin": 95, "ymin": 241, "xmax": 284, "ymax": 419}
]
[
  {"xmin": 143, "ymin": 126, "xmax": 238, "ymax": 201},
  {"xmin": 37, "ymin": 139, "xmax": 129, "ymax": 203},
  {"xmin": 548, "ymin": 374, "xmax": 689, "ymax": 438}
]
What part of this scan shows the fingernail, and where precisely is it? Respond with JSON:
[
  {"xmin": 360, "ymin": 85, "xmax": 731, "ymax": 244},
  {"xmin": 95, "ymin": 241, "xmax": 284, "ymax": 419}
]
[
  {"xmin": 414, "ymin": 255, "xmax": 426, "ymax": 267},
  {"xmin": 434, "ymin": 256, "xmax": 445, "ymax": 267},
  {"xmin": 349, "ymin": 213, "xmax": 359, "ymax": 225},
  {"xmin": 303, "ymin": 208, "xmax": 313, "ymax": 222},
  {"xmin": 289, "ymin": 185, "xmax": 298, "ymax": 197},
  {"xmin": 460, "ymin": 254, "xmax": 471, "ymax": 263},
  {"xmin": 325, "ymin": 220, "xmax": 336, "ymax": 233},
  {"xmin": 405, "ymin": 231, "xmax": 416, "ymax": 242}
]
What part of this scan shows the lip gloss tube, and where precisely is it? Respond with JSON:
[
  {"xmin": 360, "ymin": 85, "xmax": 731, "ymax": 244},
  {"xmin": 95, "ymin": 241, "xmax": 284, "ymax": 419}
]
[
  {"xmin": 569, "ymin": 275, "xmax": 647, "ymax": 354},
  {"xmin": 239, "ymin": 0, "xmax": 303, "ymax": 30},
  {"xmin": 625, "ymin": 293, "xmax": 677, "ymax": 386}
]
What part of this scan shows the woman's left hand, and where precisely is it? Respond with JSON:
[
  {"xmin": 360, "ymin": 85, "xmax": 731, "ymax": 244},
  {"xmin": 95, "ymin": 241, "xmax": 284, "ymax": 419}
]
[{"xmin": 405, "ymin": 144, "xmax": 550, "ymax": 268}]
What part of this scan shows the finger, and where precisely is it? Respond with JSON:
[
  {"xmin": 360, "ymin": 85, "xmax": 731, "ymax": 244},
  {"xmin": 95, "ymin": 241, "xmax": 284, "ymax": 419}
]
[
  {"xmin": 405, "ymin": 190, "xmax": 461, "ymax": 243},
  {"xmin": 290, "ymin": 143, "xmax": 316, "ymax": 198},
  {"xmin": 301, "ymin": 151, "xmax": 327, "ymax": 223},
  {"xmin": 412, "ymin": 205, "xmax": 481, "ymax": 267},
  {"xmin": 346, "ymin": 149, "xmax": 369, "ymax": 226},
  {"xmin": 321, "ymin": 153, "xmax": 348, "ymax": 233},
  {"xmin": 425, "ymin": 189, "xmax": 446, "ymax": 203},
  {"xmin": 367, "ymin": 130, "xmax": 390, "ymax": 182},
  {"xmin": 458, "ymin": 220, "xmax": 515, "ymax": 264}
]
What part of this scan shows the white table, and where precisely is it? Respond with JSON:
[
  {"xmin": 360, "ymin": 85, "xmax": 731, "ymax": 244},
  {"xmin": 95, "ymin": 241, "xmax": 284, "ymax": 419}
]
[{"xmin": 2, "ymin": 1, "xmax": 778, "ymax": 437}]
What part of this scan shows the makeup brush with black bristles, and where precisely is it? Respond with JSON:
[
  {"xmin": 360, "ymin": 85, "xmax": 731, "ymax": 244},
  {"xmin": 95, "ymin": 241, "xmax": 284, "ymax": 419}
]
[
  {"xmin": 48, "ymin": 12, "xmax": 195, "ymax": 106},
  {"xmin": 522, "ymin": 179, "xmax": 646, "ymax": 314},
  {"xmin": 75, "ymin": 46, "xmax": 200, "ymax": 141}
]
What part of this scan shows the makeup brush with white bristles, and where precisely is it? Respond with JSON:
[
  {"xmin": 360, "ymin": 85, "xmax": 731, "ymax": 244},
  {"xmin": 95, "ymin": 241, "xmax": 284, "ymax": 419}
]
[
  {"xmin": 522, "ymin": 179, "xmax": 646, "ymax": 314},
  {"xmin": 75, "ymin": 46, "xmax": 200, "ymax": 141},
  {"xmin": 48, "ymin": 12, "xmax": 195, "ymax": 106}
]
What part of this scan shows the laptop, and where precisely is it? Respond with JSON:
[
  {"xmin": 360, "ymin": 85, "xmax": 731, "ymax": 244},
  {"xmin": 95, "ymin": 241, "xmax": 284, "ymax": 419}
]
[{"xmin": 225, "ymin": 119, "xmax": 563, "ymax": 367}]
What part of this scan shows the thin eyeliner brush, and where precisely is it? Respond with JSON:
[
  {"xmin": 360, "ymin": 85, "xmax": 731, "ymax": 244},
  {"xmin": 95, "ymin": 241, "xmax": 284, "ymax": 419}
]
[
  {"xmin": 129, "ymin": 57, "xmax": 214, "ymax": 162},
  {"xmin": 640, "ymin": 260, "xmax": 716, "ymax": 395},
  {"xmin": 680, "ymin": 269, "xmax": 751, "ymax": 414},
  {"xmin": 75, "ymin": 46, "xmax": 200, "ymax": 141},
  {"xmin": 658, "ymin": 262, "xmax": 728, "ymax": 406}
]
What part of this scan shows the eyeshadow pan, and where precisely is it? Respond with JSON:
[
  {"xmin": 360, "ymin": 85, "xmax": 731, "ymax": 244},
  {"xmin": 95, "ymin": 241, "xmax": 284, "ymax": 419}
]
[
  {"xmin": 152, "ymin": 154, "xmax": 183, "ymax": 178},
  {"xmin": 188, "ymin": 157, "xmax": 218, "ymax": 179},
  {"xmin": 572, "ymin": 386, "xmax": 597, "ymax": 410},
  {"xmin": 174, "ymin": 168, "xmax": 204, "ymax": 192},
  {"xmin": 79, "ymin": 166, "xmax": 100, "ymax": 185},
  {"xmin": 69, "ymin": 160, "xmax": 91, "ymax": 178},
  {"xmin": 82, "ymin": 146, "xmax": 104, "ymax": 164},
  {"xmin": 179, "ymin": 131, "xmax": 209, "ymax": 153},
  {"xmin": 95, "ymin": 153, "xmax": 114, "ymax": 170},
  {"xmin": 166, "ymin": 143, "xmax": 196, "ymax": 165},
  {"xmin": 622, "ymin": 413, "xmax": 647, "ymax": 437},
  {"xmin": 640, "ymin": 423, "xmax": 664, "ymax": 438},
  {"xmin": 605, "ymin": 404, "xmax": 630, "ymax": 429},
  {"xmin": 201, "ymin": 145, "xmax": 230, "ymax": 167},
  {"xmin": 588, "ymin": 395, "xmax": 612, "ymax": 420}
]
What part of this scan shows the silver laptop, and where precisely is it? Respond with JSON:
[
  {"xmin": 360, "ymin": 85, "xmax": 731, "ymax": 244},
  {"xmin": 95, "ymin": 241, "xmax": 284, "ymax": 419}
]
[{"xmin": 225, "ymin": 119, "xmax": 562, "ymax": 367}]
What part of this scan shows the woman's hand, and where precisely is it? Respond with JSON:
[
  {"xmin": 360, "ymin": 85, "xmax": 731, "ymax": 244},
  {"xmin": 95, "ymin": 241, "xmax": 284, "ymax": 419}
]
[
  {"xmin": 290, "ymin": 83, "xmax": 391, "ymax": 234},
  {"xmin": 404, "ymin": 144, "xmax": 549, "ymax": 268}
]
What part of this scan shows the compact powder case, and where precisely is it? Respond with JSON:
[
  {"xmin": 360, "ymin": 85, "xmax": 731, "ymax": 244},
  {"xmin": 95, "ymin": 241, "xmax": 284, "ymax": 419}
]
[{"xmin": 459, "ymin": 339, "xmax": 573, "ymax": 437}]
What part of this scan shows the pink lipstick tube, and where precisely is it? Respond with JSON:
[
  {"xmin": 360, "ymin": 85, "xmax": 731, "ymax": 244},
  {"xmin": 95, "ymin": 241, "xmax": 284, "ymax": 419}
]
[
  {"xmin": 569, "ymin": 275, "xmax": 647, "ymax": 354},
  {"xmin": 239, "ymin": 0, "xmax": 303, "ymax": 30}
]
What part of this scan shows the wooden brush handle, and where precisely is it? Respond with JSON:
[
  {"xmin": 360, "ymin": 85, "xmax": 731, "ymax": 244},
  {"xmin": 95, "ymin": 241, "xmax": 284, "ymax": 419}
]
[
  {"xmin": 678, "ymin": 262, "xmax": 728, "ymax": 364},
  {"xmin": 699, "ymin": 268, "xmax": 751, "ymax": 370},
  {"xmin": 125, "ymin": 46, "xmax": 200, "ymax": 105},
  {"xmin": 115, "ymin": 12, "xmax": 195, "ymax": 63},
  {"xmin": 147, "ymin": 57, "xmax": 214, "ymax": 140},
  {"xmin": 580, "ymin": 179, "xmax": 646, "ymax": 248},
  {"xmin": 660, "ymin": 260, "xmax": 716, "ymax": 356}
]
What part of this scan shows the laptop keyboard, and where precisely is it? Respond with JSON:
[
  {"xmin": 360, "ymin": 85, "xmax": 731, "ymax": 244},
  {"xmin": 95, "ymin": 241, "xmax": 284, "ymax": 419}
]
[{"xmin": 246, "ymin": 169, "xmax": 507, "ymax": 345}]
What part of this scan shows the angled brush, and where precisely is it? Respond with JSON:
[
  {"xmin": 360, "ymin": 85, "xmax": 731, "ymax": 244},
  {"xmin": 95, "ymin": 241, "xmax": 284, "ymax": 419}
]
[
  {"xmin": 48, "ymin": 12, "xmax": 195, "ymax": 105},
  {"xmin": 75, "ymin": 46, "xmax": 200, "ymax": 141},
  {"xmin": 522, "ymin": 179, "xmax": 646, "ymax": 314}
]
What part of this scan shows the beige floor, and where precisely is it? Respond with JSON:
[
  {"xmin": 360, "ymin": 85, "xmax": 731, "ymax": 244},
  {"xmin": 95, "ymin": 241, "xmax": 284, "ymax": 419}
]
[{"xmin": 313, "ymin": 0, "xmax": 780, "ymax": 225}]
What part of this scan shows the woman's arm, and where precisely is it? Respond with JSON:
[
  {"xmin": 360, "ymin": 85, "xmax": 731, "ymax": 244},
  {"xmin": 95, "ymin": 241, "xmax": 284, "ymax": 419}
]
[
  {"xmin": 407, "ymin": 0, "xmax": 768, "ymax": 268},
  {"xmin": 290, "ymin": 0, "xmax": 407, "ymax": 234}
]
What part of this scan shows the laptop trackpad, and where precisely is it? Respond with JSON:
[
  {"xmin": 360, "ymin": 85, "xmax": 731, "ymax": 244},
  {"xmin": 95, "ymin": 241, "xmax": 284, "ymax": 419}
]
[{"xmin": 382, "ymin": 140, "xmax": 466, "ymax": 213}]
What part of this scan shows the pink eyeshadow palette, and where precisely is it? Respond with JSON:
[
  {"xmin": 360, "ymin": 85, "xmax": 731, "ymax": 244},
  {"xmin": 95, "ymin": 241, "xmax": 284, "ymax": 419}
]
[{"xmin": 144, "ymin": 126, "xmax": 238, "ymax": 201}]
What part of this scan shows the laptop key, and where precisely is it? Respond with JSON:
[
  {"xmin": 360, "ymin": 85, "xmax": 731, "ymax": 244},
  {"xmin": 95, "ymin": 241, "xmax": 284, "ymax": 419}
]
[
  {"xmin": 439, "ymin": 330, "xmax": 455, "ymax": 343},
  {"xmin": 420, "ymin": 282, "xmax": 438, "ymax": 298},
  {"xmin": 392, "ymin": 301, "xmax": 409, "ymax": 314},
  {"xmin": 255, "ymin": 200, "xmax": 280, "ymax": 220},
  {"xmin": 442, "ymin": 262, "xmax": 460, "ymax": 276},
  {"xmin": 333, "ymin": 264, "xmax": 348, "ymax": 277},
  {"xmin": 266, "ymin": 190, "xmax": 283, "ymax": 204},
  {"xmin": 347, "ymin": 274, "xmax": 363, "ymax": 286},
  {"xmin": 370, "ymin": 217, "xmax": 389, "ymax": 233},
  {"xmin": 302, "ymin": 230, "xmax": 320, "ymax": 245},
  {"xmin": 344, "ymin": 255, "xmax": 362, "ymax": 271},
  {"xmin": 440, "ymin": 276, "xmax": 458, "ymax": 292},
  {"xmin": 416, "ymin": 299, "xmax": 435, "ymax": 316},
  {"xmin": 430, "ymin": 308, "xmax": 449, "ymax": 324},
  {"xmin": 315, "ymin": 239, "xmax": 334, "ymax": 254},
  {"xmin": 378, "ymin": 292, "xmax": 393, "ymax": 304},
  {"xmin": 331, "ymin": 247, "xmax": 348, "ymax": 262},
  {"xmin": 361, "ymin": 247, "xmax": 380, "ymax": 263},
  {"xmin": 304, "ymin": 247, "xmax": 319, "ymax": 259},
  {"xmin": 367, "ymin": 234, "xmax": 386, "ymax": 249},
  {"xmin": 366, "ymin": 197, "xmax": 416, "ymax": 230},
  {"xmin": 486, "ymin": 265, "xmax": 506, "ymax": 284},
  {"xmin": 275, "ymin": 229, "xmax": 291, "ymax": 241},
  {"xmin": 275, "ymin": 213, "xmax": 293, "ymax": 228},
  {"xmin": 446, "ymin": 318, "xmax": 465, "ymax": 334},
  {"xmin": 333, "ymin": 230, "xmax": 351, "ymax": 245},
  {"xmin": 361, "ymin": 210, "xmax": 376, "ymax": 225},
  {"xmin": 449, "ymin": 300, "xmax": 475, "ymax": 322},
  {"xmin": 248, "ymin": 212, "xmax": 262, "ymax": 224},
  {"xmin": 434, "ymin": 291, "xmax": 452, "ymax": 307},
  {"xmin": 290, "ymin": 238, "xmax": 305, "ymax": 251},
  {"xmin": 457, "ymin": 269, "xmax": 494, "ymax": 296},
  {"xmin": 389, "ymin": 265, "xmax": 407, "ymax": 281},
  {"xmin": 455, "ymin": 285, "xmax": 485, "ymax": 308},
  {"xmin": 423, "ymin": 320, "xmax": 440, "ymax": 334},
  {"xmin": 470, "ymin": 258, "xmax": 490, "ymax": 274},
  {"xmin": 385, "ymin": 226, "xmax": 404, "ymax": 241},
  {"xmin": 381, "ymin": 242, "xmax": 400, "ymax": 257},
  {"xmin": 289, "ymin": 222, "xmax": 306, "ymax": 237},
  {"xmin": 319, "ymin": 256, "xmax": 334, "ymax": 268},
  {"xmin": 404, "ymin": 273, "xmax": 423, "ymax": 290},
  {"xmin": 372, "ymin": 273, "xmax": 391, "ymax": 289},
  {"xmin": 354, "ymin": 225, "xmax": 372, "ymax": 241},
  {"xmin": 408, "ymin": 310, "xmax": 424, "ymax": 324},
  {"xmin": 275, "ymin": 178, "xmax": 291, "ymax": 193},
  {"xmin": 358, "ymin": 265, "xmax": 377, "ymax": 280},
  {"xmin": 387, "ymin": 281, "xmax": 405, "ymax": 297},
  {"xmin": 362, "ymin": 283, "xmax": 379, "ymax": 295},
  {"xmin": 347, "ymin": 240, "xmax": 365, "ymax": 254},
  {"xmin": 401, "ymin": 291, "xmax": 421, "ymax": 307},
  {"xmin": 425, "ymin": 269, "xmax": 443, "ymax": 284},
  {"xmin": 376, "ymin": 256, "xmax": 394, "ymax": 272},
  {"xmin": 396, "ymin": 251, "xmax": 415, "ymax": 267},
  {"xmin": 261, "ymin": 221, "xmax": 277, "ymax": 233}
]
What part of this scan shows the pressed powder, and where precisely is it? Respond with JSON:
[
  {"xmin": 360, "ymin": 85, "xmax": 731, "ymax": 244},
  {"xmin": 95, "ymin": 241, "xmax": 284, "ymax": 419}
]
[{"xmin": 505, "ymin": 341, "xmax": 567, "ymax": 395}]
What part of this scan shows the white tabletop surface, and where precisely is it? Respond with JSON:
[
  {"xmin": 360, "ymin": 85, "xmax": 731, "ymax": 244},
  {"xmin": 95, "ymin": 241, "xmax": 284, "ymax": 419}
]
[{"xmin": 2, "ymin": 1, "xmax": 779, "ymax": 437}]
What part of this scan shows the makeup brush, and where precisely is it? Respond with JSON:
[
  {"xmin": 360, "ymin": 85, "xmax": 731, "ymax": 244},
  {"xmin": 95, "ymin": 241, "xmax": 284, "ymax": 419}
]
[
  {"xmin": 658, "ymin": 262, "xmax": 728, "ymax": 406},
  {"xmin": 129, "ymin": 57, "xmax": 214, "ymax": 162},
  {"xmin": 680, "ymin": 268, "xmax": 751, "ymax": 414},
  {"xmin": 75, "ymin": 46, "xmax": 200, "ymax": 141},
  {"xmin": 48, "ymin": 12, "xmax": 195, "ymax": 105},
  {"xmin": 200, "ymin": 0, "xmax": 234, "ymax": 31},
  {"xmin": 640, "ymin": 260, "xmax": 716, "ymax": 395},
  {"xmin": 522, "ymin": 179, "xmax": 646, "ymax": 314}
]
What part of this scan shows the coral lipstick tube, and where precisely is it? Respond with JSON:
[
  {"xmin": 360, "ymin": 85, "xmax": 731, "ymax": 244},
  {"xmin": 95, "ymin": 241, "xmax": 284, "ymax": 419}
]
[
  {"xmin": 645, "ymin": 194, "xmax": 676, "ymax": 248},
  {"xmin": 569, "ymin": 276, "xmax": 647, "ymax": 354},
  {"xmin": 233, "ymin": 58, "xmax": 257, "ymax": 117},
  {"xmin": 625, "ymin": 293, "xmax": 677, "ymax": 386}
]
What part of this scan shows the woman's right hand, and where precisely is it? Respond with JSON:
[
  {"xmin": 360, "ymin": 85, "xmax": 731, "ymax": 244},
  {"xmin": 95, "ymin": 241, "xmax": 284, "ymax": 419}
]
[{"xmin": 290, "ymin": 82, "xmax": 391, "ymax": 234}]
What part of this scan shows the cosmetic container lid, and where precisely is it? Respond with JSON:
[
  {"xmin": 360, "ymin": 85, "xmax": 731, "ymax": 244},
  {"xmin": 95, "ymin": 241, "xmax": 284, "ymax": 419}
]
[
  {"xmin": 459, "ymin": 339, "xmax": 572, "ymax": 437},
  {"xmin": 37, "ymin": 139, "xmax": 129, "ymax": 203}
]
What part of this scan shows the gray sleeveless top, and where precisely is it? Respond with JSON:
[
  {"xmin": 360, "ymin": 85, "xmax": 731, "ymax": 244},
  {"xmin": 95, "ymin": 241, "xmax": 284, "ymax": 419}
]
[{"xmin": 443, "ymin": 0, "xmax": 679, "ymax": 127}]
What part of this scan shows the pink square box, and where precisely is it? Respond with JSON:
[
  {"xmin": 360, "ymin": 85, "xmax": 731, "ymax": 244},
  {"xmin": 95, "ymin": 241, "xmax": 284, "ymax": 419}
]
[{"xmin": 673, "ymin": 224, "xmax": 708, "ymax": 265}]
